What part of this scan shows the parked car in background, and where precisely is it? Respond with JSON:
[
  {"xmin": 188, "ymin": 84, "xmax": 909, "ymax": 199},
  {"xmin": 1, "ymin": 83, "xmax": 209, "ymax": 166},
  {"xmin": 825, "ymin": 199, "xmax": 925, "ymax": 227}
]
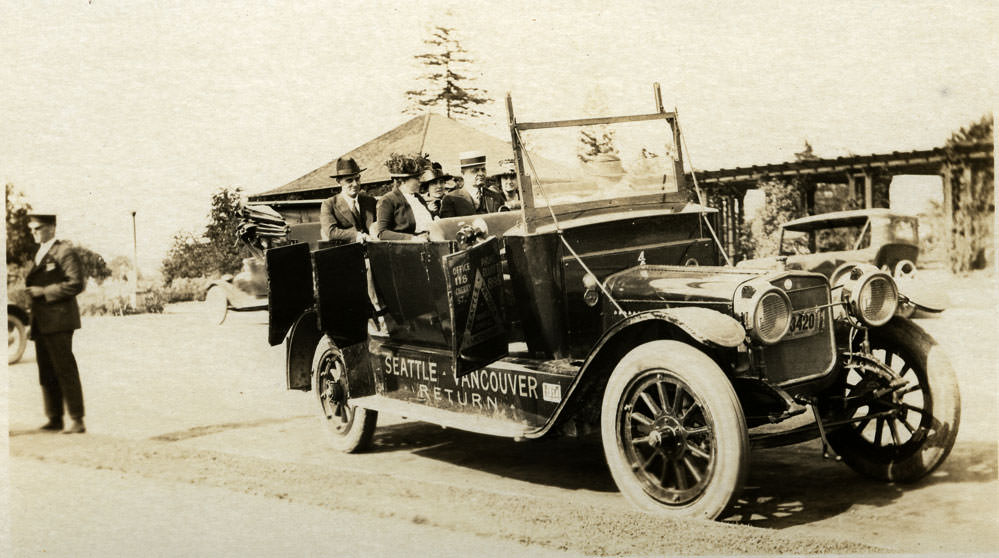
[
  {"xmin": 741, "ymin": 209, "xmax": 920, "ymax": 280},
  {"xmin": 204, "ymin": 257, "xmax": 268, "ymax": 325},
  {"xmin": 739, "ymin": 209, "xmax": 944, "ymax": 314},
  {"xmin": 263, "ymin": 89, "xmax": 960, "ymax": 520}
]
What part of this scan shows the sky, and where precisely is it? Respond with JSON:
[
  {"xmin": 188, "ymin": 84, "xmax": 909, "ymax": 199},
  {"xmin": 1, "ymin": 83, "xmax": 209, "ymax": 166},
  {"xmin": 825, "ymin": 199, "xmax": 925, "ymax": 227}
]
[{"xmin": 2, "ymin": 1, "xmax": 996, "ymax": 272}]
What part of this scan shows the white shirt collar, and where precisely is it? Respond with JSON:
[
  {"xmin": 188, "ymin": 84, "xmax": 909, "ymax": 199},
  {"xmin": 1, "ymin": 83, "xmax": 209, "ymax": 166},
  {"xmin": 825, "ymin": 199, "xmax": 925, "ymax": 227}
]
[
  {"xmin": 35, "ymin": 238, "xmax": 57, "ymax": 265},
  {"xmin": 401, "ymin": 191, "xmax": 435, "ymax": 233}
]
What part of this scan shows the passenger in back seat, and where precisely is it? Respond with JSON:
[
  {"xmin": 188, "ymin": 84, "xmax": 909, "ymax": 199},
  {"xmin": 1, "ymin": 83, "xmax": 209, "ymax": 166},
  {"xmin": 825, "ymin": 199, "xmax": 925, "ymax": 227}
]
[
  {"xmin": 376, "ymin": 153, "xmax": 437, "ymax": 241},
  {"xmin": 440, "ymin": 151, "xmax": 505, "ymax": 218}
]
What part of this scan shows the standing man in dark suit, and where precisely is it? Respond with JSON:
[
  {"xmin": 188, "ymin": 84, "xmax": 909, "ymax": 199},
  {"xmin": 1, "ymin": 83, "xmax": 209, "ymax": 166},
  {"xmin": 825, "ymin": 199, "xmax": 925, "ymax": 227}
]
[
  {"xmin": 440, "ymin": 151, "xmax": 506, "ymax": 218},
  {"xmin": 24, "ymin": 213, "xmax": 86, "ymax": 434},
  {"xmin": 319, "ymin": 157, "xmax": 377, "ymax": 245}
]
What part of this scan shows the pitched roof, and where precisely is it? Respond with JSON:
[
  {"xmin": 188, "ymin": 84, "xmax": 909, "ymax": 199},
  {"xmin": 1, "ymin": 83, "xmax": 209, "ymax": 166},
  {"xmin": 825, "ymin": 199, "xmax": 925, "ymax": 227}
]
[{"xmin": 249, "ymin": 113, "xmax": 574, "ymax": 201}]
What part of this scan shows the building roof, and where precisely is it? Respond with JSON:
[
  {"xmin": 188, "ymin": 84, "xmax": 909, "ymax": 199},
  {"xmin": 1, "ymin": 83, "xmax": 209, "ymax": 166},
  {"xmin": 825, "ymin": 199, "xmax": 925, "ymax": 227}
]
[{"xmin": 248, "ymin": 113, "xmax": 574, "ymax": 202}]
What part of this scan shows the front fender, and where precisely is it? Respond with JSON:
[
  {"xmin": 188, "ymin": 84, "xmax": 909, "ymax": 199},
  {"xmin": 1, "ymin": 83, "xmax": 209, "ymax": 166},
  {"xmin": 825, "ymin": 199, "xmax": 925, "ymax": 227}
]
[
  {"xmin": 527, "ymin": 308, "xmax": 744, "ymax": 439},
  {"xmin": 603, "ymin": 307, "xmax": 746, "ymax": 349},
  {"xmin": 897, "ymin": 278, "xmax": 947, "ymax": 313}
]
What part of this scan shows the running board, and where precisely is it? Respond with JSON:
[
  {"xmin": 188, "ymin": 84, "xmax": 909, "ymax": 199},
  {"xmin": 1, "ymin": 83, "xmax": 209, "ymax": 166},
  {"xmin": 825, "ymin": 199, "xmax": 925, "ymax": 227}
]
[{"xmin": 349, "ymin": 395, "xmax": 535, "ymax": 439}]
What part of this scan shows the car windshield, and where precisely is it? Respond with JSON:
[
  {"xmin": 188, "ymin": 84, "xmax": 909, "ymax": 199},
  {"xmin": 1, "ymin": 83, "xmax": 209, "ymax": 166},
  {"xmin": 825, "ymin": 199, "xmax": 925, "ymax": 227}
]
[
  {"xmin": 518, "ymin": 118, "xmax": 681, "ymax": 208},
  {"xmin": 781, "ymin": 221, "xmax": 872, "ymax": 255}
]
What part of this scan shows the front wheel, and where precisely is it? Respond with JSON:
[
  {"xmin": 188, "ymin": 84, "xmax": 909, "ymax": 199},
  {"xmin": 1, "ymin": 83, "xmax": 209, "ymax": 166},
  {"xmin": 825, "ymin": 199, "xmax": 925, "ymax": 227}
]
[
  {"xmin": 600, "ymin": 340, "xmax": 749, "ymax": 520},
  {"xmin": 8, "ymin": 314, "xmax": 27, "ymax": 364},
  {"xmin": 824, "ymin": 319, "xmax": 960, "ymax": 482},
  {"xmin": 311, "ymin": 337, "xmax": 377, "ymax": 453}
]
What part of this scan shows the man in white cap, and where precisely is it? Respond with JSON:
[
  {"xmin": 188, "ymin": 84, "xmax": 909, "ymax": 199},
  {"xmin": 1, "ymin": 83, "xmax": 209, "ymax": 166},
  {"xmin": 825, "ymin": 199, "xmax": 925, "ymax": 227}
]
[
  {"xmin": 24, "ymin": 213, "xmax": 87, "ymax": 434},
  {"xmin": 440, "ymin": 150, "xmax": 505, "ymax": 218}
]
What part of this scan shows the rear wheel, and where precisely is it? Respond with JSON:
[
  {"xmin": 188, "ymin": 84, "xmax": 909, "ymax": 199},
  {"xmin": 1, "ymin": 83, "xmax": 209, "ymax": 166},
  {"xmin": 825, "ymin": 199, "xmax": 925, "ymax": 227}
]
[
  {"xmin": 8, "ymin": 314, "xmax": 27, "ymax": 364},
  {"xmin": 600, "ymin": 340, "xmax": 748, "ymax": 520},
  {"xmin": 824, "ymin": 320, "xmax": 960, "ymax": 481},
  {"xmin": 311, "ymin": 337, "xmax": 377, "ymax": 453}
]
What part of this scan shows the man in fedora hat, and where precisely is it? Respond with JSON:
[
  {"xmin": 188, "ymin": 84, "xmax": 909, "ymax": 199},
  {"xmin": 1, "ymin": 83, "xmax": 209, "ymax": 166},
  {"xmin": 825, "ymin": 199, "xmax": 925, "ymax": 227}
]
[
  {"xmin": 24, "ymin": 213, "xmax": 87, "ymax": 434},
  {"xmin": 320, "ymin": 157, "xmax": 377, "ymax": 245},
  {"xmin": 440, "ymin": 150, "xmax": 505, "ymax": 218},
  {"xmin": 376, "ymin": 152, "xmax": 436, "ymax": 241}
]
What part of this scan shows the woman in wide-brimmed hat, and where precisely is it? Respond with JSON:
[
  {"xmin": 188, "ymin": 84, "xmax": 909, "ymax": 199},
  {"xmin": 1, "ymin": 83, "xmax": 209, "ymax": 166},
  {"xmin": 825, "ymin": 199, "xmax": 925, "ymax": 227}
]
[{"xmin": 375, "ymin": 153, "xmax": 436, "ymax": 241}]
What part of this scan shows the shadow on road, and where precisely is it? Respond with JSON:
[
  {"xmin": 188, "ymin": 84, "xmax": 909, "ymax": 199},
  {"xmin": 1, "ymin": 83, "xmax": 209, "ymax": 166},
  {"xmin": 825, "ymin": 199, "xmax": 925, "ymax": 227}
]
[
  {"xmin": 369, "ymin": 421, "xmax": 618, "ymax": 492},
  {"xmin": 724, "ymin": 439, "xmax": 997, "ymax": 527}
]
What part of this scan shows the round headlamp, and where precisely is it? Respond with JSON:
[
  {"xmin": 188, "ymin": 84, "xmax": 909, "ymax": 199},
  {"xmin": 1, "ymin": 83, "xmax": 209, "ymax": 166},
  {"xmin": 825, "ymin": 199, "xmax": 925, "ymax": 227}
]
[
  {"xmin": 734, "ymin": 279, "xmax": 792, "ymax": 345},
  {"xmin": 840, "ymin": 265, "xmax": 899, "ymax": 326}
]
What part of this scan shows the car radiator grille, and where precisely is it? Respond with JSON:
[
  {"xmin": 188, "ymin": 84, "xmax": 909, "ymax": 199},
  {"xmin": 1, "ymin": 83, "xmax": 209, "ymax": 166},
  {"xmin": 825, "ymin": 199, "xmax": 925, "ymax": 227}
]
[{"xmin": 759, "ymin": 275, "xmax": 837, "ymax": 386}]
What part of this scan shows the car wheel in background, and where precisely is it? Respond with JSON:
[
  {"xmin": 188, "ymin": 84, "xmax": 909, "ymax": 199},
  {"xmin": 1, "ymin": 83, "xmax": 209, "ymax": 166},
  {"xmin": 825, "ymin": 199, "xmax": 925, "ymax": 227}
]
[
  {"xmin": 8, "ymin": 314, "xmax": 27, "ymax": 364},
  {"xmin": 205, "ymin": 286, "xmax": 229, "ymax": 325}
]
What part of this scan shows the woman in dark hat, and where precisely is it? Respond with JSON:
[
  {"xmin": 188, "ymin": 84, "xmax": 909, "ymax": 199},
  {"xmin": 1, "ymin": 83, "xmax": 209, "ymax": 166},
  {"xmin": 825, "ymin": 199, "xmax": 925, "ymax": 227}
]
[
  {"xmin": 375, "ymin": 153, "xmax": 436, "ymax": 241},
  {"xmin": 419, "ymin": 162, "xmax": 447, "ymax": 218}
]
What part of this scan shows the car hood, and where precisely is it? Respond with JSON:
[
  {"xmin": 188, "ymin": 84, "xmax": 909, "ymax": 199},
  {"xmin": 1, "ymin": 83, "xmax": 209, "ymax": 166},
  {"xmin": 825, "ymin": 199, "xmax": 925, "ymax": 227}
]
[{"xmin": 604, "ymin": 265, "xmax": 764, "ymax": 304}]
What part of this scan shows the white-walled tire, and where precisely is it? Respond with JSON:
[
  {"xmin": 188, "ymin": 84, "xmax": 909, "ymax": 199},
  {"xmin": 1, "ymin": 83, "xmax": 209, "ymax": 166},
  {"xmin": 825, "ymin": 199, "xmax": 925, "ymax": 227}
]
[
  {"xmin": 311, "ymin": 336, "xmax": 377, "ymax": 453},
  {"xmin": 8, "ymin": 314, "xmax": 27, "ymax": 364},
  {"xmin": 601, "ymin": 340, "xmax": 748, "ymax": 520},
  {"xmin": 205, "ymin": 286, "xmax": 229, "ymax": 325}
]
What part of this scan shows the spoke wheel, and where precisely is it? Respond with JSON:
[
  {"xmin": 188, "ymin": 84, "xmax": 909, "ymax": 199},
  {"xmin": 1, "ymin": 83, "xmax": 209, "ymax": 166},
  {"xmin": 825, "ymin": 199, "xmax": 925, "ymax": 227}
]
[
  {"xmin": 601, "ymin": 340, "xmax": 748, "ymax": 519},
  {"xmin": 311, "ymin": 336, "xmax": 376, "ymax": 453},
  {"xmin": 8, "ymin": 314, "xmax": 27, "ymax": 364},
  {"xmin": 825, "ymin": 319, "xmax": 960, "ymax": 482}
]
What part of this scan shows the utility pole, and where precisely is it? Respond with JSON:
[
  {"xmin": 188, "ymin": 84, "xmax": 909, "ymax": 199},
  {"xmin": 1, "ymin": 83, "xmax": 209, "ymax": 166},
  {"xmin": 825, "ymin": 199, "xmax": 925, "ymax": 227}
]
[{"xmin": 130, "ymin": 211, "xmax": 138, "ymax": 308}]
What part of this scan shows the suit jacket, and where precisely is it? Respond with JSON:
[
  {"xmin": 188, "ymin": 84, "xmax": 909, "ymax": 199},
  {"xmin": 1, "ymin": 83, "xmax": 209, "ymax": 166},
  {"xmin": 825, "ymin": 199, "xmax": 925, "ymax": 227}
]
[
  {"xmin": 439, "ymin": 187, "xmax": 506, "ymax": 218},
  {"xmin": 376, "ymin": 188, "xmax": 433, "ymax": 240},
  {"xmin": 25, "ymin": 240, "xmax": 84, "ymax": 336},
  {"xmin": 319, "ymin": 193, "xmax": 377, "ymax": 244}
]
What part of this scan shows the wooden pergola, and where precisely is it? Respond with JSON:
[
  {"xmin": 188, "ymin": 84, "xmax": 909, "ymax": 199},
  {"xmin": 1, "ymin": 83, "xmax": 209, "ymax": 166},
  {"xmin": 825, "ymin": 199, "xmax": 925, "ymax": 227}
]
[{"xmin": 686, "ymin": 141, "xmax": 994, "ymax": 260}]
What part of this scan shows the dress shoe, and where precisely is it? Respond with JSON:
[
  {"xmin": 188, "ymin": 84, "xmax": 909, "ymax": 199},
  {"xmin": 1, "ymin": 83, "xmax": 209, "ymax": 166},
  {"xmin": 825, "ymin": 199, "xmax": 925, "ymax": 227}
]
[
  {"xmin": 62, "ymin": 419, "xmax": 86, "ymax": 434},
  {"xmin": 39, "ymin": 420, "xmax": 64, "ymax": 432}
]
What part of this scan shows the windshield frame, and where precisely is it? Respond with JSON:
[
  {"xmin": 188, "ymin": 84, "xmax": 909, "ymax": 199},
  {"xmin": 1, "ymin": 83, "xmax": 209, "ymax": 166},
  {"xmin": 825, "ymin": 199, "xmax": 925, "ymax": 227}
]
[{"xmin": 506, "ymin": 95, "xmax": 689, "ymax": 233}]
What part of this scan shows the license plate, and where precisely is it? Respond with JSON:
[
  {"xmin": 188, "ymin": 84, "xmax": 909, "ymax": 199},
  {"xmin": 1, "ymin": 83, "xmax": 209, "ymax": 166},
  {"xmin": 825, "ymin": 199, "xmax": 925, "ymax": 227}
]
[{"xmin": 785, "ymin": 309, "xmax": 824, "ymax": 340}]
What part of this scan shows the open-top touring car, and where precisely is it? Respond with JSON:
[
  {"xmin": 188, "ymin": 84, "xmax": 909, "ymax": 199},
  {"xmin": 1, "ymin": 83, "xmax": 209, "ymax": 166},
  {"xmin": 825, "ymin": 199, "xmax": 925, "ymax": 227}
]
[{"xmin": 264, "ymin": 86, "xmax": 959, "ymax": 519}]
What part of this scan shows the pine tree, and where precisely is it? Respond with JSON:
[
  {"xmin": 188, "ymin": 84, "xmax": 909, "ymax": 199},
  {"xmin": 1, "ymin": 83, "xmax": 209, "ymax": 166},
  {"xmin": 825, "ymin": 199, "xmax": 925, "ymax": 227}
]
[{"xmin": 405, "ymin": 25, "xmax": 492, "ymax": 120}]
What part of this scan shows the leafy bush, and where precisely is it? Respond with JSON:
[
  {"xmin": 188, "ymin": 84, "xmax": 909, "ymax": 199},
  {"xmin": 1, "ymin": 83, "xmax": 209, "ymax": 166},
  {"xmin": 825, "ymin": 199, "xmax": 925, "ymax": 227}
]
[
  {"xmin": 155, "ymin": 277, "xmax": 211, "ymax": 303},
  {"xmin": 161, "ymin": 188, "xmax": 247, "ymax": 283}
]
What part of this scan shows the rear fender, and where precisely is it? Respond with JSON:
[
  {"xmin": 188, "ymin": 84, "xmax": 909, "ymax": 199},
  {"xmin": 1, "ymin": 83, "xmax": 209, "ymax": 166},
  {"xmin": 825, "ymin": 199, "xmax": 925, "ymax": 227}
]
[
  {"xmin": 533, "ymin": 308, "xmax": 745, "ymax": 437},
  {"xmin": 286, "ymin": 310, "xmax": 322, "ymax": 391}
]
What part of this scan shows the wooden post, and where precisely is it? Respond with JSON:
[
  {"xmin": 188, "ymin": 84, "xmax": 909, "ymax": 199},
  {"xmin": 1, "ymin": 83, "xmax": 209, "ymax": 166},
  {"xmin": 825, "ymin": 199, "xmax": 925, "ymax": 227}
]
[
  {"xmin": 847, "ymin": 174, "xmax": 856, "ymax": 205},
  {"xmin": 864, "ymin": 172, "xmax": 873, "ymax": 209},
  {"xmin": 941, "ymin": 164, "xmax": 953, "ymax": 270}
]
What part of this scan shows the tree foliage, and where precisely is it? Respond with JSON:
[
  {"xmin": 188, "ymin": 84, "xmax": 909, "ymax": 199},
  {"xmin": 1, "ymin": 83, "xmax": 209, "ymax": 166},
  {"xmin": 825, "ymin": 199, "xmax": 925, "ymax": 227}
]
[
  {"xmin": 738, "ymin": 178, "xmax": 805, "ymax": 259},
  {"xmin": 405, "ymin": 25, "xmax": 492, "ymax": 120},
  {"xmin": 6, "ymin": 182, "xmax": 34, "ymax": 267},
  {"xmin": 67, "ymin": 243, "xmax": 112, "ymax": 284},
  {"xmin": 944, "ymin": 113, "xmax": 994, "ymax": 271},
  {"xmin": 161, "ymin": 187, "xmax": 246, "ymax": 283}
]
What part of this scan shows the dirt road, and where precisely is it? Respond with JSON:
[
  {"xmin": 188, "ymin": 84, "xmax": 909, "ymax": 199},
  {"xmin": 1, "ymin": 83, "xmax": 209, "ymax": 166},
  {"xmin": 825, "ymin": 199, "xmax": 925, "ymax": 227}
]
[{"xmin": 7, "ymin": 271, "xmax": 998, "ymax": 556}]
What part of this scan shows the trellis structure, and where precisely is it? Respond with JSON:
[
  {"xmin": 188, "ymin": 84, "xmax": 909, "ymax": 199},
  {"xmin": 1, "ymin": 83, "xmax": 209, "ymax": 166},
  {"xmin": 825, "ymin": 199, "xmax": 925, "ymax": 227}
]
[{"xmin": 688, "ymin": 142, "xmax": 994, "ymax": 266}]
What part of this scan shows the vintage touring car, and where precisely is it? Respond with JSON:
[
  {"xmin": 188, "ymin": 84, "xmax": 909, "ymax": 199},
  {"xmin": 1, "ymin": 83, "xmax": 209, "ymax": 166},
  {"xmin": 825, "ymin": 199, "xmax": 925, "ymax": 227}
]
[{"xmin": 264, "ymin": 87, "xmax": 960, "ymax": 520}]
